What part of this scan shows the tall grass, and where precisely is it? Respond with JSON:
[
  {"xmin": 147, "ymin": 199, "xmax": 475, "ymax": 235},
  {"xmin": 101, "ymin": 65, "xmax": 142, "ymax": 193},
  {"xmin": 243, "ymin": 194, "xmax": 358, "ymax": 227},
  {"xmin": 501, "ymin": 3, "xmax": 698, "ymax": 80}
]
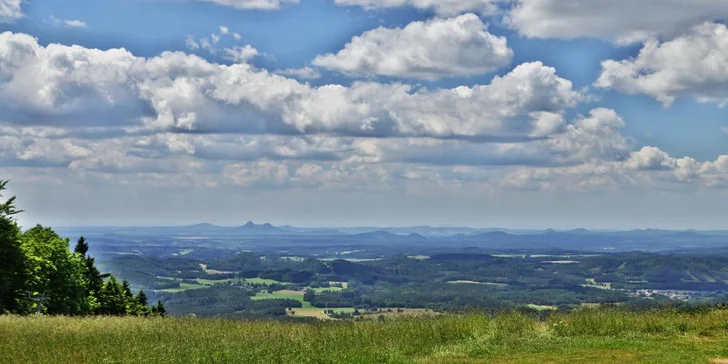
[{"xmin": 2, "ymin": 308, "xmax": 728, "ymax": 363}]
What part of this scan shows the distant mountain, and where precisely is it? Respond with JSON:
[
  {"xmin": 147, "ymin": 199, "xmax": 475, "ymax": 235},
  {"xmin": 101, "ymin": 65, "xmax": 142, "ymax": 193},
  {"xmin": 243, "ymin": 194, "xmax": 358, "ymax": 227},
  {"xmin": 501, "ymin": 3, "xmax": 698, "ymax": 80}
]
[
  {"xmin": 240, "ymin": 221, "xmax": 284, "ymax": 235},
  {"xmin": 569, "ymin": 228, "xmax": 592, "ymax": 234},
  {"xmin": 407, "ymin": 233, "xmax": 427, "ymax": 240}
]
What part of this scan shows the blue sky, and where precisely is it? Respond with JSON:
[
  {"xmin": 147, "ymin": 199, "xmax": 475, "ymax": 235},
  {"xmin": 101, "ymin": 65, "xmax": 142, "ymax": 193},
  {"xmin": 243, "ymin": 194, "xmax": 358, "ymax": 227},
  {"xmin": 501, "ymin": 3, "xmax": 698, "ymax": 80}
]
[{"xmin": 1, "ymin": 0, "xmax": 727, "ymax": 229}]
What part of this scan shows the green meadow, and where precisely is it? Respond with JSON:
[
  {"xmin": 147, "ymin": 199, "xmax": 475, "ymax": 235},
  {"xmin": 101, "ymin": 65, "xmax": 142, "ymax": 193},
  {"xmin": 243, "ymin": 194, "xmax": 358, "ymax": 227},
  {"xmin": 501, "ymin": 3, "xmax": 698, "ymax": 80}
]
[{"xmin": 3, "ymin": 308, "xmax": 728, "ymax": 363}]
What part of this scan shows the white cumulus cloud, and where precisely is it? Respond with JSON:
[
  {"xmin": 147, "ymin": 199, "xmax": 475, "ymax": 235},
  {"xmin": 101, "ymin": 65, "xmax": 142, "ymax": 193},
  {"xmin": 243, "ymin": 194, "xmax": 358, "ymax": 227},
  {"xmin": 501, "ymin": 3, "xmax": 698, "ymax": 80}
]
[
  {"xmin": 595, "ymin": 22, "xmax": 728, "ymax": 106},
  {"xmin": 0, "ymin": 32, "xmax": 577, "ymax": 140},
  {"xmin": 313, "ymin": 14, "xmax": 512, "ymax": 80},
  {"xmin": 274, "ymin": 66, "xmax": 322, "ymax": 80},
  {"xmin": 507, "ymin": 0, "xmax": 728, "ymax": 44},
  {"xmin": 195, "ymin": 0, "xmax": 299, "ymax": 10},
  {"xmin": 334, "ymin": 0, "xmax": 498, "ymax": 16}
]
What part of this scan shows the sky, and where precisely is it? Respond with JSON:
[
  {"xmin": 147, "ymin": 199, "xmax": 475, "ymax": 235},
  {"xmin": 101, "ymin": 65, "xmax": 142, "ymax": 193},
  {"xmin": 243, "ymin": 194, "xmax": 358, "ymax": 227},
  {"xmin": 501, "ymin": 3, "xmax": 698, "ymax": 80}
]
[{"xmin": 1, "ymin": 0, "xmax": 727, "ymax": 229}]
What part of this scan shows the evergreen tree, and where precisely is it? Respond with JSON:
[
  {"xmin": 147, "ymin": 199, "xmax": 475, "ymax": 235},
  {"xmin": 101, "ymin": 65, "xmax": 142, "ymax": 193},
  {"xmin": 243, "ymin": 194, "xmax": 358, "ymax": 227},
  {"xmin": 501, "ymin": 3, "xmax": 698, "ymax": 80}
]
[
  {"xmin": 155, "ymin": 300, "xmax": 167, "ymax": 317},
  {"xmin": 136, "ymin": 290, "xmax": 148, "ymax": 306},
  {"xmin": 0, "ymin": 180, "xmax": 28, "ymax": 314},
  {"xmin": 98, "ymin": 276, "xmax": 127, "ymax": 316},
  {"xmin": 83, "ymin": 255, "xmax": 105, "ymax": 313},
  {"xmin": 73, "ymin": 236, "xmax": 105, "ymax": 314},
  {"xmin": 131, "ymin": 290, "xmax": 151, "ymax": 316},
  {"xmin": 121, "ymin": 279, "xmax": 134, "ymax": 300},
  {"xmin": 74, "ymin": 236, "xmax": 89, "ymax": 256}
]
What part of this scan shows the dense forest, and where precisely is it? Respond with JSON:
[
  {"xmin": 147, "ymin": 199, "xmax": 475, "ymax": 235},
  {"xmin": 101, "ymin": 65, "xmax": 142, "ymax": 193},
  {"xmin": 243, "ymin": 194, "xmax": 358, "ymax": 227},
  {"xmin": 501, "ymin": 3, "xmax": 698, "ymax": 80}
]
[
  {"xmin": 0, "ymin": 180, "xmax": 164, "ymax": 316},
  {"xmin": 99, "ymin": 248, "xmax": 728, "ymax": 318}
]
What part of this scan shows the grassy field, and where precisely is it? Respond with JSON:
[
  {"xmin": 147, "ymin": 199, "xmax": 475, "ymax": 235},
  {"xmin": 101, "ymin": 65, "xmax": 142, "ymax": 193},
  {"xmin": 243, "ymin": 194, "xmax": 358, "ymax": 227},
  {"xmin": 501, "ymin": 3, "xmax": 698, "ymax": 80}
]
[
  {"xmin": 287, "ymin": 307, "xmax": 357, "ymax": 319},
  {"xmin": 527, "ymin": 304, "xmax": 557, "ymax": 311},
  {"xmin": 310, "ymin": 286, "xmax": 345, "ymax": 292},
  {"xmin": 244, "ymin": 277, "xmax": 289, "ymax": 285},
  {"xmin": 447, "ymin": 280, "xmax": 509, "ymax": 287},
  {"xmin": 156, "ymin": 282, "xmax": 210, "ymax": 293},
  {"xmin": 198, "ymin": 264, "xmax": 235, "ymax": 275},
  {"xmin": 2, "ymin": 309, "xmax": 728, "ymax": 363}
]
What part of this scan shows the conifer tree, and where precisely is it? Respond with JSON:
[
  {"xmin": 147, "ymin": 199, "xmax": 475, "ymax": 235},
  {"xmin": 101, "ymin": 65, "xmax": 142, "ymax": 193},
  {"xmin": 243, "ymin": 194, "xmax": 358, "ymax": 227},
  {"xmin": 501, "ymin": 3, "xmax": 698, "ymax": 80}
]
[
  {"xmin": 0, "ymin": 180, "xmax": 27, "ymax": 314},
  {"xmin": 133, "ymin": 290, "xmax": 151, "ymax": 316},
  {"xmin": 155, "ymin": 300, "xmax": 167, "ymax": 317},
  {"xmin": 98, "ymin": 276, "xmax": 127, "ymax": 315},
  {"xmin": 72, "ymin": 236, "xmax": 107, "ymax": 314},
  {"xmin": 136, "ymin": 290, "xmax": 148, "ymax": 306},
  {"xmin": 74, "ymin": 236, "xmax": 89, "ymax": 256},
  {"xmin": 121, "ymin": 279, "xmax": 134, "ymax": 300}
]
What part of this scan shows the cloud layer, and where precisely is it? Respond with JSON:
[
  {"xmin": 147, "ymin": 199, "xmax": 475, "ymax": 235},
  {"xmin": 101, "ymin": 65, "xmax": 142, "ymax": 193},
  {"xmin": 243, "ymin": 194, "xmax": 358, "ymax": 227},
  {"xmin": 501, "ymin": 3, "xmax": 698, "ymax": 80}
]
[
  {"xmin": 0, "ymin": 31, "xmax": 576, "ymax": 140},
  {"xmin": 508, "ymin": 0, "xmax": 728, "ymax": 44},
  {"xmin": 0, "ymin": 28, "xmax": 726, "ymax": 195},
  {"xmin": 196, "ymin": 0, "xmax": 299, "ymax": 10},
  {"xmin": 333, "ymin": 0, "xmax": 498, "ymax": 16}
]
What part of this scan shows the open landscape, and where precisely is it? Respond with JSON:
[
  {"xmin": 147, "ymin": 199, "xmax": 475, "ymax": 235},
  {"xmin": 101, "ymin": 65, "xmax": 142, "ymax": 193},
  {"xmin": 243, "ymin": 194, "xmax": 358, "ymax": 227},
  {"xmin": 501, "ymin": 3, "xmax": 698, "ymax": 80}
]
[
  {"xmin": 50, "ymin": 222, "xmax": 728, "ymax": 319},
  {"xmin": 4, "ymin": 183, "xmax": 728, "ymax": 362},
  {"xmin": 4, "ymin": 0, "xmax": 728, "ymax": 362}
]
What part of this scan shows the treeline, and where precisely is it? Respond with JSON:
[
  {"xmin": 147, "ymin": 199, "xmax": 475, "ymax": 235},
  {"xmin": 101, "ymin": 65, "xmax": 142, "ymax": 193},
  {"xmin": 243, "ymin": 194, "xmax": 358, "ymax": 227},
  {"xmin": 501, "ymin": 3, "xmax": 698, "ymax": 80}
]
[
  {"xmin": 305, "ymin": 281, "xmax": 626, "ymax": 311},
  {"xmin": 0, "ymin": 180, "xmax": 164, "ymax": 316},
  {"xmin": 155, "ymin": 286, "xmax": 302, "ymax": 317}
]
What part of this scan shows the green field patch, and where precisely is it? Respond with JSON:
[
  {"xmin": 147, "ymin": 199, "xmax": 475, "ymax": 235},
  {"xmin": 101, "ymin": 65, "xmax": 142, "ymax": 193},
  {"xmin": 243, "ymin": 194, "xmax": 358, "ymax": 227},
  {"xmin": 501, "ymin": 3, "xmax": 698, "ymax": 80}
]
[
  {"xmin": 198, "ymin": 263, "xmax": 235, "ymax": 275},
  {"xmin": 582, "ymin": 279, "xmax": 612, "ymax": 290},
  {"xmin": 287, "ymin": 307, "xmax": 357, "ymax": 319},
  {"xmin": 309, "ymin": 286, "xmax": 344, "ymax": 293},
  {"xmin": 493, "ymin": 254, "xmax": 527, "ymax": 258},
  {"xmin": 446, "ymin": 280, "xmax": 508, "ymax": 287},
  {"xmin": 526, "ymin": 304, "xmax": 557, "ymax": 311},
  {"xmin": 244, "ymin": 277, "xmax": 289, "ymax": 285},
  {"xmin": 320, "ymin": 258, "xmax": 384, "ymax": 262},
  {"xmin": 286, "ymin": 307, "xmax": 329, "ymax": 319},
  {"xmin": 328, "ymin": 281, "xmax": 348, "ymax": 289},
  {"xmin": 195, "ymin": 278, "xmax": 231, "ymax": 285},
  {"xmin": 542, "ymin": 260, "xmax": 581, "ymax": 264},
  {"xmin": 580, "ymin": 303, "xmax": 602, "ymax": 308},
  {"xmin": 156, "ymin": 282, "xmax": 210, "ymax": 293}
]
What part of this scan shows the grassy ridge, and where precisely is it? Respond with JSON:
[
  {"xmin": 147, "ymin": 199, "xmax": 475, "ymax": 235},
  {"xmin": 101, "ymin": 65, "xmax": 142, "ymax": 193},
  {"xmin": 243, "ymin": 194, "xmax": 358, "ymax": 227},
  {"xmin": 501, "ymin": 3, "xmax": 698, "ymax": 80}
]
[{"xmin": 2, "ymin": 309, "xmax": 728, "ymax": 363}]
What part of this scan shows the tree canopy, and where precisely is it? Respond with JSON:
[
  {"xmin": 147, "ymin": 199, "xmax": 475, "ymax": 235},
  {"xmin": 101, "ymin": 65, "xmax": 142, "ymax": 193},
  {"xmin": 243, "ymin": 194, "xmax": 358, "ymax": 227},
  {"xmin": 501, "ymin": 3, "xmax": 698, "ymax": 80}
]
[{"xmin": 0, "ymin": 179, "xmax": 165, "ymax": 317}]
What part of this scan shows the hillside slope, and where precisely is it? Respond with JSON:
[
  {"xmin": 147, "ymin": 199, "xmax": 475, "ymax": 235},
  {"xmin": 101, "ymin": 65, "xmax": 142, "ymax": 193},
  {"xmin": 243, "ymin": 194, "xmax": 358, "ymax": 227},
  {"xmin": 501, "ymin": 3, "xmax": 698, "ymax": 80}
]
[{"xmin": 2, "ymin": 309, "xmax": 728, "ymax": 363}]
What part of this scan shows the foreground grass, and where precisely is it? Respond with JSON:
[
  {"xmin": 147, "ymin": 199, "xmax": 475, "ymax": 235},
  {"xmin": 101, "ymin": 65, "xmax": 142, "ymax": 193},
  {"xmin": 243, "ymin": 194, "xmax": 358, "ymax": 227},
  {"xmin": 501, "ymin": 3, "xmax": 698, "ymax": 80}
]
[{"xmin": 2, "ymin": 309, "xmax": 728, "ymax": 363}]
